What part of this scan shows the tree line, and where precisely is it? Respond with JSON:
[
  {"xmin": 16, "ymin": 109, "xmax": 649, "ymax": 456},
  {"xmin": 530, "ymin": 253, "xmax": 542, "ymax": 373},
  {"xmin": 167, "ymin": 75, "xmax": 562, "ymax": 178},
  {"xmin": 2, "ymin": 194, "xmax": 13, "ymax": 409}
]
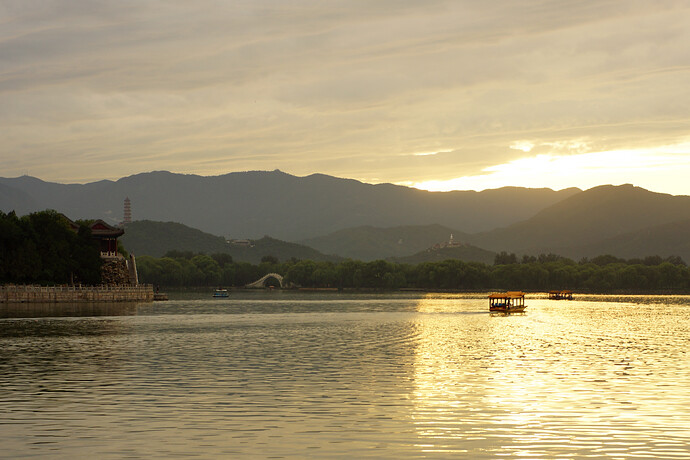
[
  {"xmin": 3, "ymin": 210, "xmax": 687, "ymax": 293},
  {"xmin": 135, "ymin": 250, "xmax": 690, "ymax": 293},
  {"xmin": 0, "ymin": 210, "xmax": 103, "ymax": 285}
]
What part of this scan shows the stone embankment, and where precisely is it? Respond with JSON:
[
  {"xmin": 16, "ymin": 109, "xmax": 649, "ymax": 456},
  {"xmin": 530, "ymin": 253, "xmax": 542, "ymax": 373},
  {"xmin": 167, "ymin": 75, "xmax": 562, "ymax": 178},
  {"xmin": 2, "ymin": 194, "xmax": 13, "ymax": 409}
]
[
  {"xmin": 102, "ymin": 256, "xmax": 141, "ymax": 285},
  {"xmin": 0, "ymin": 284, "xmax": 154, "ymax": 303}
]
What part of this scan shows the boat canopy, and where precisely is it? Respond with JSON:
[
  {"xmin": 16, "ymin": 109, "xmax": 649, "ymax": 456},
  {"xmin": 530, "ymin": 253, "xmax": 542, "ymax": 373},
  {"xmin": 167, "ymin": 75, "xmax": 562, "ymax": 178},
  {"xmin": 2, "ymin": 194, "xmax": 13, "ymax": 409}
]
[
  {"xmin": 488, "ymin": 291, "xmax": 526, "ymax": 311},
  {"xmin": 489, "ymin": 291, "xmax": 525, "ymax": 299}
]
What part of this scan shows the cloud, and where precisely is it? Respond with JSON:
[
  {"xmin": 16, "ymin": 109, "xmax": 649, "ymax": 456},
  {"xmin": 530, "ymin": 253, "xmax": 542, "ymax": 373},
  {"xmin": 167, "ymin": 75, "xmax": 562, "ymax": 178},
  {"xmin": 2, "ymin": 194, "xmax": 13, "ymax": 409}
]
[
  {"xmin": 0, "ymin": 0, "xmax": 689, "ymax": 194},
  {"xmin": 510, "ymin": 142, "xmax": 535, "ymax": 153}
]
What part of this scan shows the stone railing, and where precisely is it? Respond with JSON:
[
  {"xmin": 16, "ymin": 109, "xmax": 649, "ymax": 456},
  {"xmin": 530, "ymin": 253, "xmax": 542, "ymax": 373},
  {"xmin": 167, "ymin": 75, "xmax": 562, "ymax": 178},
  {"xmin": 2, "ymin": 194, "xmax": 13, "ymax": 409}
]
[{"xmin": 0, "ymin": 284, "xmax": 154, "ymax": 303}]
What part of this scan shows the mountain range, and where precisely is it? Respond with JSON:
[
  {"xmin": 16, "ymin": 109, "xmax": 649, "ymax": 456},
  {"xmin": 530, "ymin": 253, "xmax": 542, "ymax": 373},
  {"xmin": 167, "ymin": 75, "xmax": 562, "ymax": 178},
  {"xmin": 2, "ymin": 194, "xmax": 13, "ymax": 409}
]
[
  {"xmin": 466, "ymin": 184, "xmax": 690, "ymax": 260},
  {"xmin": 0, "ymin": 170, "xmax": 578, "ymax": 240},
  {"xmin": 1, "ymin": 171, "xmax": 689, "ymax": 262}
]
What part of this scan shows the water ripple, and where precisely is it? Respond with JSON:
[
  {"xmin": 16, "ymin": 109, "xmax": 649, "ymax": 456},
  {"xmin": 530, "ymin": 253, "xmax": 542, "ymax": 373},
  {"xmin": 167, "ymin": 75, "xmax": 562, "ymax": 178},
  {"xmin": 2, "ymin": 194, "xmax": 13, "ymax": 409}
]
[{"xmin": 0, "ymin": 293, "xmax": 688, "ymax": 458}]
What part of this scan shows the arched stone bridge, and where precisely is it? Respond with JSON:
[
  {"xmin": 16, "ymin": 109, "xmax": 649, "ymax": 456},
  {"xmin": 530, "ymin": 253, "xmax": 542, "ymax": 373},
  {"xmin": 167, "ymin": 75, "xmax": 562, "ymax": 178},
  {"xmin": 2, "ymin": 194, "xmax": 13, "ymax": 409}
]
[{"xmin": 246, "ymin": 273, "xmax": 284, "ymax": 289}]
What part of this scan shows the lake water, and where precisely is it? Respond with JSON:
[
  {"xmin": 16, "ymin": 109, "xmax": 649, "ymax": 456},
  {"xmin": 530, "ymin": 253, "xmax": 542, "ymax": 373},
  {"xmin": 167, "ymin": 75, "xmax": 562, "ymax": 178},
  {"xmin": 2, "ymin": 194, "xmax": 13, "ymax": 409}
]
[{"xmin": 1, "ymin": 292, "xmax": 689, "ymax": 459}]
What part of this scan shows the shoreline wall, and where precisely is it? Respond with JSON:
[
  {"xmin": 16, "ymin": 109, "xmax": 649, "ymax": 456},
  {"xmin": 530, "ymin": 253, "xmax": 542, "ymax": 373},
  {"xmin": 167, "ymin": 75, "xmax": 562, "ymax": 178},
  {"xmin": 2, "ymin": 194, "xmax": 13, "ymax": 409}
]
[{"xmin": 0, "ymin": 284, "xmax": 154, "ymax": 303}]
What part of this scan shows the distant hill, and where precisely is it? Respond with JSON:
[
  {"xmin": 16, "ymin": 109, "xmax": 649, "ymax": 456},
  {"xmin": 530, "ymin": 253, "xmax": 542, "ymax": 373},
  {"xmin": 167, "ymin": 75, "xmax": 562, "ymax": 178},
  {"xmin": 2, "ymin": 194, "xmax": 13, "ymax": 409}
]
[
  {"xmin": 469, "ymin": 184, "xmax": 690, "ymax": 260},
  {"xmin": 228, "ymin": 236, "xmax": 343, "ymax": 265},
  {"xmin": 391, "ymin": 244, "xmax": 496, "ymax": 265},
  {"xmin": 120, "ymin": 220, "xmax": 229, "ymax": 257},
  {"xmin": 0, "ymin": 170, "xmax": 580, "ymax": 240},
  {"xmin": 0, "ymin": 182, "xmax": 36, "ymax": 215},
  {"xmin": 301, "ymin": 224, "xmax": 472, "ymax": 261},
  {"xmin": 120, "ymin": 220, "xmax": 340, "ymax": 263},
  {"xmin": 569, "ymin": 219, "xmax": 690, "ymax": 262}
]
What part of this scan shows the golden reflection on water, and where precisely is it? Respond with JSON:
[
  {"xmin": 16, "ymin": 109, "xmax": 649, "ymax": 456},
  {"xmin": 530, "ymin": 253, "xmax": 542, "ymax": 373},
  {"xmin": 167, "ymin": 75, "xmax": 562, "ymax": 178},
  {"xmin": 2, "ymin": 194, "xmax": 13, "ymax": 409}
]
[{"xmin": 410, "ymin": 293, "xmax": 690, "ymax": 458}]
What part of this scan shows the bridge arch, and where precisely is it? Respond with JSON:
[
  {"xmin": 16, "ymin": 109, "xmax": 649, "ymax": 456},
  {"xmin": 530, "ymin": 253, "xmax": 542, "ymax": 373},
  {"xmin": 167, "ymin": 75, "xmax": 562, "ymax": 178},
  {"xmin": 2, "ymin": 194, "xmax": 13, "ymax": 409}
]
[{"xmin": 246, "ymin": 273, "xmax": 284, "ymax": 289}]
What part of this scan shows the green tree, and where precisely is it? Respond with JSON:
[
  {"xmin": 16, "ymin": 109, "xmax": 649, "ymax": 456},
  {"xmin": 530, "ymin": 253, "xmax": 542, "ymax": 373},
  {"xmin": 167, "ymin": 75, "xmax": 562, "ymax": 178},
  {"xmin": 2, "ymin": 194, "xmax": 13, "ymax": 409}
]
[
  {"xmin": 70, "ymin": 224, "xmax": 103, "ymax": 284},
  {"xmin": 285, "ymin": 260, "xmax": 317, "ymax": 287},
  {"xmin": 191, "ymin": 254, "xmax": 222, "ymax": 286},
  {"xmin": 212, "ymin": 253, "xmax": 234, "ymax": 267},
  {"xmin": 494, "ymin": 251, "xmax": 518, "ymax": 265},
  {"xmin": 0, "ymin": 210, "xmax": 103, "ymax": 285},
  {"xmin": 260, "ymin": 255, "xmax": 279, "ymax": 265}
]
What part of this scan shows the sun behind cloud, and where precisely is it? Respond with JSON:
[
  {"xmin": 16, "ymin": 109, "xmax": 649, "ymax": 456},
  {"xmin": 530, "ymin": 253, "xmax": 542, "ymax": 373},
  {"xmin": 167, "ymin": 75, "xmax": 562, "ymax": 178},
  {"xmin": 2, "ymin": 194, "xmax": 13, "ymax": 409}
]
[{"xmin": 412, "ymin": 142, "xmax": 690, "ymax": 195}]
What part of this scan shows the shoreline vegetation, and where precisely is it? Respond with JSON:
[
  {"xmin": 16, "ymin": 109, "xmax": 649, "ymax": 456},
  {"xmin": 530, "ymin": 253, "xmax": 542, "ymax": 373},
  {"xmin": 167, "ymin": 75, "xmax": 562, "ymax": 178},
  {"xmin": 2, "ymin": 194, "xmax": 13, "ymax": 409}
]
[
  {"xmin": 136, "ymin": 251, "xmax": 690, "ymax": 295},
  {"xmin": 1, "ymin": 210, "xmax": 104, "ymax": 285}
]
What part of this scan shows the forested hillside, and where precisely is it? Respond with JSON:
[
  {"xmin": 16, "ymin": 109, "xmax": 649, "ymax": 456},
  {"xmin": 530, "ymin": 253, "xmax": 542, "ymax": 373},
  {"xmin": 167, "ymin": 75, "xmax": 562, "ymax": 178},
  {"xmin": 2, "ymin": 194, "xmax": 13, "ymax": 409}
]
[
  {"xmin": 469, "ymin": 184, "xmax": 690, "ymax": 260},
  {"xmin": 0, "ymin": 210, "xmax": 102, "ymax": 284},
  {"xmin": 391, "ymin": 245, "xmax": 495, "ymax": 265},
  {"xmin": 300, "ymin": 224, "xmax": 471, "ymax": 261},
  {"xmin": 121, "ymin": 220, "xmax": 339, "ymax": 263}
]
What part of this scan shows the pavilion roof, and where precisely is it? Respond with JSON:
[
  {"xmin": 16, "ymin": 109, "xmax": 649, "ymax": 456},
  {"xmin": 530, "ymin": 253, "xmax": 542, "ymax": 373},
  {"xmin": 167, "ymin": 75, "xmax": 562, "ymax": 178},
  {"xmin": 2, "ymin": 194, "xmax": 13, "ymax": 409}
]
[
  {"xmin": 488, "ymin": 291, "xmax": 525, "ymax": 299},
  {"xmin": 67, "ymin": 217, "xmax": 124, "ymax": 238}
]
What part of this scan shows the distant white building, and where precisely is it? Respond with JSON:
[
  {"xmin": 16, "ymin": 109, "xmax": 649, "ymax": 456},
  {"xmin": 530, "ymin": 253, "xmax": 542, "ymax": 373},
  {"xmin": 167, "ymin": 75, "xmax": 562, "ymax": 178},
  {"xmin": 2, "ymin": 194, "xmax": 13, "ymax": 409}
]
[
  {"xmin": 430, "ymin": 234, "xmax": 464, "ymax": 251},
  {"xmin": 447, "ymin": 233, "xmax": 462, "ymax": 247}
]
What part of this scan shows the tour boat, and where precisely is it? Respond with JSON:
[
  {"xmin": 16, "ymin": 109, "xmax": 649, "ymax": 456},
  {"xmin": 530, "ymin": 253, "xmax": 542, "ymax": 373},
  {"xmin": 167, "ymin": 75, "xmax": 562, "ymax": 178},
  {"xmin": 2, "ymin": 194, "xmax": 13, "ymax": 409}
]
[
  {"xmin": 548, "ymin": 290, "xmax": 573, "ymax": 300},
  {"xmin": 213, "ymin": 289, "xmax": 229, "ymax": 298},
  {"xmin": 489, "ymin": 291, "xmax": 527, "ymax": 313}
]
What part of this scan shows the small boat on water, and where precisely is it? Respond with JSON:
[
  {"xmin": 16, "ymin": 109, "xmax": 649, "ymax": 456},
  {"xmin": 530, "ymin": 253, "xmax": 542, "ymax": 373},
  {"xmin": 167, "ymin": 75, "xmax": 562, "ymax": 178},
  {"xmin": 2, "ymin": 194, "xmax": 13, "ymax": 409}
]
[
  {"xmin": 213, "ymin": 288, "xmax": 229, "ymax": 298},
  {"xmin": 489, "ymin": 291, "xmax": 527, "ymax": 313},
  {"xmin": 153, "ymin": 286, "xmax": 168, "ymax": 301},
  {"xmin": 548, "ymin": 290, "xmax": 573, "ymax": 300}
]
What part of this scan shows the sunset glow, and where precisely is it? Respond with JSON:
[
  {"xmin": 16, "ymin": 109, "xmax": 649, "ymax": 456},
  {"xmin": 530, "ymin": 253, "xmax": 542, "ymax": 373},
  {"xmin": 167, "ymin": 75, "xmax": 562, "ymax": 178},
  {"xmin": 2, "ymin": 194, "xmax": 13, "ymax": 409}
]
[{"xmin": 412, "ymin": 142, "xmax": 690, "ymax": 195}]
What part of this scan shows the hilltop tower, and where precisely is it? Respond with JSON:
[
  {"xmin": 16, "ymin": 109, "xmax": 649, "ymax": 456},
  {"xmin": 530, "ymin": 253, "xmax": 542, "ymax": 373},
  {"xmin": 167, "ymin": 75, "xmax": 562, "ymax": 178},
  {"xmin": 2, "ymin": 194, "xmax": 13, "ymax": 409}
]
[{"xmin": 123, "ymin": 197, "xmax": 132, "ymax": 225}]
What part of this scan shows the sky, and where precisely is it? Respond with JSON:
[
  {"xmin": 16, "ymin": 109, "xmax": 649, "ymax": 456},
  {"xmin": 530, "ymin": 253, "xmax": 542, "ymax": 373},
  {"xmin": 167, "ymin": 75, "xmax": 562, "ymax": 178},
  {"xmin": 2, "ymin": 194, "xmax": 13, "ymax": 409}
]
[{"xmin": 1, "ymin": 0, "xmax": 689, "ymax": 195}]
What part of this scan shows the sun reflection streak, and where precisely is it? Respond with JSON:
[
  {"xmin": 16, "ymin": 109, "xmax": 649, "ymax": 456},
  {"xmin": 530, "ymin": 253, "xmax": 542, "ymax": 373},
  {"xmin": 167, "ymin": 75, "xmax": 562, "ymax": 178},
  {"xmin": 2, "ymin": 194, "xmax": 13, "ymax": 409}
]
[{"xmin": 408, "ymin": 294, "xmax": 690, "ymax": 458}]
